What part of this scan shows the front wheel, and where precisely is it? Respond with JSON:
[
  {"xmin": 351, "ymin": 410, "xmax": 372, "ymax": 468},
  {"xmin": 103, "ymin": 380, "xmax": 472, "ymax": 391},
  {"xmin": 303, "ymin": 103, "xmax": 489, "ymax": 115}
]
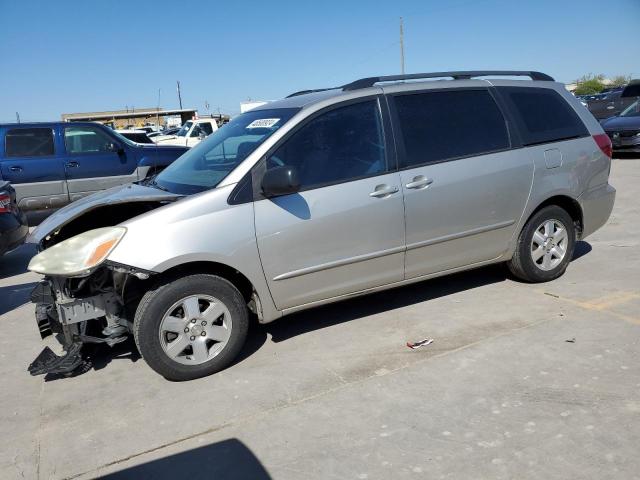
[
  {"xmin": 134, "ymin": 274, "xmax": 249, "ymax": 381},
  {"xmin": 507, "ymin": 205, "xmax": 576, "ymax": 283}
]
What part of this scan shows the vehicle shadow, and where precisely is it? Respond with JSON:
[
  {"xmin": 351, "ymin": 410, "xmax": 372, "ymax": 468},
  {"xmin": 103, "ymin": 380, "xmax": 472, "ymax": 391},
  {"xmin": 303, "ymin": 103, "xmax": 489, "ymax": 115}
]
[
  {"xmin": 572, "ymin": 241, "xmax": 592, "ymax": 261},
  {"xmin": 264, "ymin": 263, "xmax": 508, "ymax": 343},
  {"xmin": 613, "ymin": 152, "xmax": 640, "ymax": 160},
  {"xmin": 0, "ymin": 242, "xmax": 36, "ymax": 280},
  {"xmin": 0, "ymin": 281, "xmax": 38, "ymax": 315},
  {"xmin": 99, "ymin": 438, "xmax": 271, "ymax": 479}
]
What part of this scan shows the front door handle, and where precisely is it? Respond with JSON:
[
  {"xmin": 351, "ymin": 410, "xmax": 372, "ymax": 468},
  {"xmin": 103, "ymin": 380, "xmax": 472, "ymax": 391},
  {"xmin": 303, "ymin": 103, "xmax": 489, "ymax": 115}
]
[
  {"xmin": 369, "ymin": 184, "xmax": 399, "ymax": 198},
  {"xmin": 9, "ymin": 166, "xmax": 22, "ymax": 172},
  {"xmin": 405, "ymin": 175, "xmax": 433, "ymax": 189},
  {"xmin": 65, "ymin": 161, "xmax": 79, "ymax": 168}
]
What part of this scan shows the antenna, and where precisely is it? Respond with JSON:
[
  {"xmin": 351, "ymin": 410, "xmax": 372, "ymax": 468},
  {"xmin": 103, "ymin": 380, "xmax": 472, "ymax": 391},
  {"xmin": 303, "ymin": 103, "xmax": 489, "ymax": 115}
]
[
  {"xmin": 399, "ymin": 17, "xmax": 405, "ymax": 75},
  {"xmin": 16, "ymin": 112, "xmax": 20, "ymax": 123}
]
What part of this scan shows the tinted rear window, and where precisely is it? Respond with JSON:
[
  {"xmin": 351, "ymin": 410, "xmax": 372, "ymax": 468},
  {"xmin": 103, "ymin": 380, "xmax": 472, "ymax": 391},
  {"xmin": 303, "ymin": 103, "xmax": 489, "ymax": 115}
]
[
  {"xmin": 393, "ymin": 89, "xmax": 510, "ymax": 168},
  {"xmin": 5, "ymin": 128, "xmax": 55, "ymax": 157},
  {"xmin": 497, "ymin": 87, "xmax": 588, "ymax": 146}
]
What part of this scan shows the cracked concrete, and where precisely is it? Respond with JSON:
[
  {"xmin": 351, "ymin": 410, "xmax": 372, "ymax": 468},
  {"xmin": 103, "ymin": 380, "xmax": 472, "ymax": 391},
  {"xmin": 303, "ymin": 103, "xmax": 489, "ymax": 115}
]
[{"xmin": 0, "ymin": 159, "xmax": 638, "ymax": 480}]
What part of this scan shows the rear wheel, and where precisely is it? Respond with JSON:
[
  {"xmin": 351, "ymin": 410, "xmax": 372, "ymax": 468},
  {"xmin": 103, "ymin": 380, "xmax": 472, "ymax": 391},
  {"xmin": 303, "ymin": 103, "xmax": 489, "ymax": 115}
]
[
  {"xmin": 134, "ymin": 274, "xmax": 248, "ymax": 381},
  {"xmin": 508, "ymin": 205, "xmax": 575, "ymax": 282}
]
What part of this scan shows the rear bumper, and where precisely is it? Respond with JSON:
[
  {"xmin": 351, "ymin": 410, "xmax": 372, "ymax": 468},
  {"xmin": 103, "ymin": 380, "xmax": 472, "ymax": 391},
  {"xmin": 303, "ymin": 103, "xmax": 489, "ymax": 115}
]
[{"xmin": 578, "ymin": 183, "xmax": 616, "ymax": 239}]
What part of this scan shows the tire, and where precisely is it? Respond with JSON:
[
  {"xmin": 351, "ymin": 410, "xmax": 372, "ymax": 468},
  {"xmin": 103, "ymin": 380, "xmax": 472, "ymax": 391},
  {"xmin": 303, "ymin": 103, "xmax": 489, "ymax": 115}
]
[
  {"xmin": 507, "ymin": 205, "xmax": 576, "ymax": 283},
  {"xmin": 134, "ymin": 274, "xmax": 249, "ymax": 381}
]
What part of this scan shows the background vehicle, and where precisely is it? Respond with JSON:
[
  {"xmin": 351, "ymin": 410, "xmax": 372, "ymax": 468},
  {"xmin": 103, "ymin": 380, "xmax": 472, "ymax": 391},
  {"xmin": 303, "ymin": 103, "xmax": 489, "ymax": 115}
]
[
  {"xmin": 0, "ymin": 181, "xmax": 28, "ymax": 256},
  {"xmin": 26, "ymin": 71, "xmax": 615, "ymax": 381},
  {"xmin": 152, "ymin": 118, "xmax": 218, "ymax": 147},
  {"xmin": 601, "ymin": 99, "xmax": 640, "ymax": 153},
  {"xmin": 148, "ymin": 127, "xmax": 180, "ymax": 138},
  {"xmin": 584, "ymin": 87, "xmax": 636, "ymax": 119},
  {"xmin": 115, "ymin": 129, "xmax": 155, "ymax": 144},
  {"xmin": 0, "ymin": 122, "xmax": 189, "ymax": 212}
]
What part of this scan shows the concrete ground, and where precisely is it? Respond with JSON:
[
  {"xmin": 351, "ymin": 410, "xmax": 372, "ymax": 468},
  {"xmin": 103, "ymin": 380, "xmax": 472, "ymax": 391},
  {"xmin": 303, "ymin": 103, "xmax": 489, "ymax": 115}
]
[{"xmin": 1, "ymin": 158, "xmax": 638, "ymax": 480}]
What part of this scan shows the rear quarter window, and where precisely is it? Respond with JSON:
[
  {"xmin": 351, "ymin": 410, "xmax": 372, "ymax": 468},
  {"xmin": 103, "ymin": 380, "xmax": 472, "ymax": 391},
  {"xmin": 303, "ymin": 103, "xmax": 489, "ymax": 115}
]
[
  {"xmin": 5, "ymin": 127, "xmax": 55, "ymax": 157},
  {"xmin": 497, "ymin": 87, "xmax": 588, "ymax": 146}
]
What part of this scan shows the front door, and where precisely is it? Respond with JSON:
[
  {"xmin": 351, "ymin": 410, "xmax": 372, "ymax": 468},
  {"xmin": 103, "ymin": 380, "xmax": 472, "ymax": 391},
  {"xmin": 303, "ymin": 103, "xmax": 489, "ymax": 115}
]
[
  {"xmin": 0, "ymin": 126, "xmax": 68, "ymax": 211},
  {"xmin": 63, "ymin": 125, "xmax": 137, "ymax": 201},
  {"xmin": 388, "ymin": 88, "xmax": 533, "ymax": 279},
  {"xmin": 254, "ymin": 99, "xmax": 405, "ymax": 310}
]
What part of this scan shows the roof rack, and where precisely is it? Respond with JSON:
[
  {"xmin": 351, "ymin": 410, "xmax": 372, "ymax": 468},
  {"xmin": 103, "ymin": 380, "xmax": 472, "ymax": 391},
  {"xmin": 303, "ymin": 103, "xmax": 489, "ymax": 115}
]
[
  {"xmin": 286, "ymin": 87, "xmax": 339, "ymax": 98},
  {"xmin": 341, "ymin": 71, "xmax": 554, "ymax": 91}
]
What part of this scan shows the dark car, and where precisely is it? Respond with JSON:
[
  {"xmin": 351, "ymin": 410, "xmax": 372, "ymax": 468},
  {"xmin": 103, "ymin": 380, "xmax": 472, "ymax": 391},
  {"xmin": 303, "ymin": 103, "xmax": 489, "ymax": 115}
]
[
  {"xmin": 0, "ymin": 181, "xmax": 28, "ymax": 256},
  {"xmin": 601, "ymin": 99, "xmax": 640, "ymax": 153},
  {"xmin": 586, "ymin": 88, "xmax": 637, "ymax": 120},
  {"xmin": 0, "ymin": 122, "xmax": 189, "ymax": 213}
]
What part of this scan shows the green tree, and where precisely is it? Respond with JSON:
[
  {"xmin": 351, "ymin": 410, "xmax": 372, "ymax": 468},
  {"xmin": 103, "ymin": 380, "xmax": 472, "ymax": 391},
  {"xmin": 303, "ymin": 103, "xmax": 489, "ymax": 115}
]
[
  {"xmin": 610, "ymin": 75, "xmax": 631, "ymax": 87},
  {"xmin": 574, "ymin": 74, "xmax": 606, "ymax": 95}
]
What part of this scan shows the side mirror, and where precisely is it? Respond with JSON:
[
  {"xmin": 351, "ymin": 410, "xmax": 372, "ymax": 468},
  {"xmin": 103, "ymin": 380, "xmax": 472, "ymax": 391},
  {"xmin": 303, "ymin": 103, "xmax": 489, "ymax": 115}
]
[
  {"xmin": 261, "ymin": 165, "xmax": 300, "ymax": 197},
  {"xmin": 107, "ymin": 142, "xmax": 124, "ymax": 154},
  {"xmin": 198, "ymin": 131, "xmax": 206, "ymax": 140}
]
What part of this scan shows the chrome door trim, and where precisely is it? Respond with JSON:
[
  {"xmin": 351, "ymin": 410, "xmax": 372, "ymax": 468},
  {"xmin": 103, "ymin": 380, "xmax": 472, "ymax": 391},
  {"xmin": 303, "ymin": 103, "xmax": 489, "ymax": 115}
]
[
  {"xmin": 405, "ymin": 220, "xmax": 515, "ymax": 251},
  {"xmin": 272, "ymin": 245, "xmax": 406, "ymax": 281}
]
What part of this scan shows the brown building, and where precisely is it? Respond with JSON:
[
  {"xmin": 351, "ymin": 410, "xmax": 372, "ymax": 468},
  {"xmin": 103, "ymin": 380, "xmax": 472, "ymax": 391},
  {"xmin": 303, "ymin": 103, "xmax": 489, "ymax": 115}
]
[{"xmin": 61, "ymin": 108, "xmax": 199, "ymax": 129}]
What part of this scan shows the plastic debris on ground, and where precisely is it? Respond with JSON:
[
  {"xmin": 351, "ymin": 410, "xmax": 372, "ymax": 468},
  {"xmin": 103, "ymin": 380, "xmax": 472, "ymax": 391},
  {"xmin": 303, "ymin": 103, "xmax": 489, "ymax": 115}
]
[{"xmin": 406, "ymin": 338, "xmax": 434, "ymax": 349}]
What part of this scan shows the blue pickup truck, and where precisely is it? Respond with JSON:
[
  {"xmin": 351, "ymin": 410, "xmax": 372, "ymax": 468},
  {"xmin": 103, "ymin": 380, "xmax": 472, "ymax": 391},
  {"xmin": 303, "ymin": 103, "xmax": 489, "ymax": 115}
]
[{"xmin": 0, "ymin": 122, "xmax": 189, "ymax": 212}]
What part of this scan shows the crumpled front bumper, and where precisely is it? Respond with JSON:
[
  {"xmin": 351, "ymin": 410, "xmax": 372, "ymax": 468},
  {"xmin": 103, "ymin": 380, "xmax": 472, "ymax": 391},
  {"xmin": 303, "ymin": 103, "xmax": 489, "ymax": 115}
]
[
  {"xmin": 27, "ymin": 275, "xmax": 128, "ymax": 377},
  {"xmin": 28, "ymin": 281, "xmax": 88, "ymax": 376}
]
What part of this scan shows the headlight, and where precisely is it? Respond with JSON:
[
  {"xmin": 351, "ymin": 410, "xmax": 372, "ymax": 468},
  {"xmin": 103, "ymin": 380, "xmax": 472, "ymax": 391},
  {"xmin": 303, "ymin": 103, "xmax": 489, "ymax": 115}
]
[{"xmin": 28, "ymin": 227, "xmax": 126, "ymax": 277}]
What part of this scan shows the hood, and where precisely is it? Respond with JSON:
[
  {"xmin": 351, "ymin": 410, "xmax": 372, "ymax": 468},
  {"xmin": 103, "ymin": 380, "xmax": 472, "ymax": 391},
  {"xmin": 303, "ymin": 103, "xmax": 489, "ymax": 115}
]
[
  {"xmin": 28, "ymin": 183, "xmax": 181, "ymax": 245},
  {"xmin": 601, "ymin": 115, "xmax": 640, "ymax": 131},
  {"xmin": 138, "ymin": 142, "xmax": 189, "ymax": 153}
]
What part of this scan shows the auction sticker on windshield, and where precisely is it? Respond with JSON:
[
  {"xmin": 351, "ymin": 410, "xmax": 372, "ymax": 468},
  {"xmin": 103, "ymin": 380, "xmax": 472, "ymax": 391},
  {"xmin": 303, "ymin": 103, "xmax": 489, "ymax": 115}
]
[{"xmin": 247, "ymin": 118, "xmax": 280, "ymax": 129}]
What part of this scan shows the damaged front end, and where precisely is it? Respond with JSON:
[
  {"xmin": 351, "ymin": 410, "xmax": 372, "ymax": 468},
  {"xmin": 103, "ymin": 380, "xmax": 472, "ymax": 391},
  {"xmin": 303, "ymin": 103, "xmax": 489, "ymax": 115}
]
[
  {"xmin": 26, "ymin": 183, "xmax": 179, "ymax": 377},
  {"xmin": 28, "ymin": 263, "xmax": 152, "ymax": 376}
]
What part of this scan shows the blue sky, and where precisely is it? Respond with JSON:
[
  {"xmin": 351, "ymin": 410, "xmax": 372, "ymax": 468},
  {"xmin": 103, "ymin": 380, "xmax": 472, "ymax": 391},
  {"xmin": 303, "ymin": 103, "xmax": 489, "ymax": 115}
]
[{"xmin": 0, "ymin": 0, "xmax": 638, "ymax": 122}]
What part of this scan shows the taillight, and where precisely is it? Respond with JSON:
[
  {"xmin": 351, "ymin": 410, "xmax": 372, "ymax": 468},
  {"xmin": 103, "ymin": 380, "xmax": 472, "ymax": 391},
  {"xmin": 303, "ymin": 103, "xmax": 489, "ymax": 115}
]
[
  {"xmin": 593, "ymin": 133, "xmax": 612, "ymax": 159},
  {"xmin": 0, "ymin": 194, "xmax": 11, "ymax": 213}
]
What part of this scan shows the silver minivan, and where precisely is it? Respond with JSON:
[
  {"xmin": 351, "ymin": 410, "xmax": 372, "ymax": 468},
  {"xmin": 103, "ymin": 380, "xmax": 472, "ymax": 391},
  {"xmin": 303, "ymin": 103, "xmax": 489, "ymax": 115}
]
[{"xmin": 27, "ymin": 71, "xmax": 616, "ymax": 380}]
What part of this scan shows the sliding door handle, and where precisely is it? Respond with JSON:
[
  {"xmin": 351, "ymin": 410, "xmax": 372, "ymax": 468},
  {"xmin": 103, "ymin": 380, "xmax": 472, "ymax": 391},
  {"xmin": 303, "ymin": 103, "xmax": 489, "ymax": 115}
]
[
  {"xmin": 405, "ymin": 175, "xmax": 433, "ymax": 189},
  {"xmin": 369, "ymin": 184, "xmax": 399, "ymax": 198}
]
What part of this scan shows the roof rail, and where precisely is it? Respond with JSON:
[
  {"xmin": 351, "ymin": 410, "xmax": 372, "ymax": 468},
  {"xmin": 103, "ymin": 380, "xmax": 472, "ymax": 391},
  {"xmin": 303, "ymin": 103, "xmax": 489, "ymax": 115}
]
[
  {"xmin": 286, "ymin": 87, "xmax": 339, "ymax": 98},
  {"xmin": 341, "ymin": 71, "xmax": 554, "ymax": 91}
]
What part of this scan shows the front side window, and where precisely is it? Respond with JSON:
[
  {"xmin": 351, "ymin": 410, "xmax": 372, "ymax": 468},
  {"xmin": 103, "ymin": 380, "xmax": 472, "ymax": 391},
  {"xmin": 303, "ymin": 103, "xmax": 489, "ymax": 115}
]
[
  {"xmin": 265, "ymin": 100, "xmax": 387, "ymax": 190},
  {"xmin": 155, "ymin": 108, "xmax": 299, "ymax": 194},
  {"xmin": 5, "ymin": 128, "xmax": 55, "ymax": 157},
  {"xmin": 393, "ymin": 89, "xmax": 510, "ymax": 168},
  {"xmin": 64, "ymin": 126, "xmax": 115, "ymax": 154},
  {"xmin": 497, "ymin": 87, "xmax": 589, "ymax": 145}
]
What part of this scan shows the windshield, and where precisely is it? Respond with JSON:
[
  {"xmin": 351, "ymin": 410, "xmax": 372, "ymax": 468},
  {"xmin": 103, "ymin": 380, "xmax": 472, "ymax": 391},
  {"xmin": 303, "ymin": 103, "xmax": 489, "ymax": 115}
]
[
  {"xmin": 176, "ymin": 121, "xmax": 193, "ymax": 137},
  {"xmin": 154, "ymin": 108, "xmax": 299, "ymax": 194},
  {"xmin": 620, "ymin": 100, "xmax": 640, "ymax": 117}
]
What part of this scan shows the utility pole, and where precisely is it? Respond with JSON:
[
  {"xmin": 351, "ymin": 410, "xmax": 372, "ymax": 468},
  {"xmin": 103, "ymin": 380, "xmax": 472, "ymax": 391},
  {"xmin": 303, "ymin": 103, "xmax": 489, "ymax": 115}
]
[
  {"xmin": 176, "ymin": 81, "xmax": 183, "ymax": 109},
  {"xmin": 399, "ymin": 17, "xmax": 405, "ymax": 75},
  {"xmin": 15, "ymin": 112, "xmax": 20, "ymax": 123}
]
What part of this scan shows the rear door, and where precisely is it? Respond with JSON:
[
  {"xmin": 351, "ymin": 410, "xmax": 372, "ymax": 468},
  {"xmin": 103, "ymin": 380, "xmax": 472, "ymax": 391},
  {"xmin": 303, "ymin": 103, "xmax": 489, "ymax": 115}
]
[
  {"xmin": 253, "ymin": 98, "xmax": 405, "ymax": 310},
  {"xmin": 62, "ymin": 125, "xmax": 138, "ymax": 201},
  {"xmin": 387, "ymin": 88, "xmax": 533, "ymax": 279},
  {"xmin": 0, "ymin": 126, "xmax": 68, "ymax": 211}
]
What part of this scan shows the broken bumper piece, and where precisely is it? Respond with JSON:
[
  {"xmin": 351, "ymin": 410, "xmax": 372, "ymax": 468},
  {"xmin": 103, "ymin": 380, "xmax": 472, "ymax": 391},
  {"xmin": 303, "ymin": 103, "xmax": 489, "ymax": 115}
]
[{"xmin": 27, "ymin": 342, "xmax": 90, "ymax": 376}]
